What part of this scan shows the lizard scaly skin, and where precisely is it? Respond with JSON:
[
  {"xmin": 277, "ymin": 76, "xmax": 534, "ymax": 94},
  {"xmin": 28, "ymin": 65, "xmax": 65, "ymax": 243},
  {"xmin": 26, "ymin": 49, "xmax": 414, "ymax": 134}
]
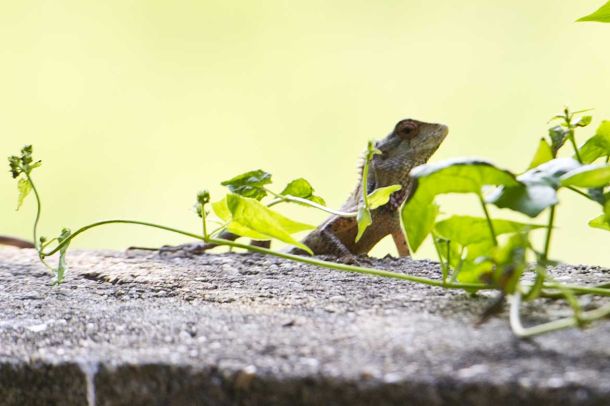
[{"xmin": 293, "ymin": 118, "xmax": 447, "ymax": 257}]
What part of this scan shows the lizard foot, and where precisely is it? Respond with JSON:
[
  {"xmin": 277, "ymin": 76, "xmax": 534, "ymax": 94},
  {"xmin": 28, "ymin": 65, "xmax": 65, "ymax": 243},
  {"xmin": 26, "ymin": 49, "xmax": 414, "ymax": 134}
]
[
  {"xmin": 334, "ymin": 254, "xmax": 372, "ymax": 267},
  {"xmin": 158, "ymin": 242, "xmax": 210, "ymax": 257}
]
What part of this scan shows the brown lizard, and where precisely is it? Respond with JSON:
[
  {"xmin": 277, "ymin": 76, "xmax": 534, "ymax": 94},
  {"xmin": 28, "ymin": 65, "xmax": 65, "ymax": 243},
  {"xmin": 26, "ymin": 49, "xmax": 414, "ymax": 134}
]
[{"xmin": 159, "ymin": 119, "xmax": 448, "ymax": 257}]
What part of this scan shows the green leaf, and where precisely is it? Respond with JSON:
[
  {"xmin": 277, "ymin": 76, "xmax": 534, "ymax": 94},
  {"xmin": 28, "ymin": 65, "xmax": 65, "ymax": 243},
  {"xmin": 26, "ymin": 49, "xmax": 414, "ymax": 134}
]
[
  {"xmin": 409, "ymin": 158, "xmax": 519, "ymax": 194},
  {"xmin": 53, "ymin": 228, "xmax": 71, "ymax": 286},
  {"xmin": 527, "ymin": 138, "xmax": 554, "ymax": 170},
  {"xmin": 487, "ymin": 158, "xmax": 581, "ymax": 217},
  {"xmin": 280, "ymin": 178, "xmax": 326, "ymax": 206},
  {"xmin": 9, "ymin": 145, "xmax": 42, "ymax": 179},
  {"xmin": 16, "ymin": 178, "xmax": 32, "ymax": 210},
  {"xmin": 465, "ymin": 240, "xmax": 494, "ymax": 261},
  {"xmin": 225, "ymin": 193, "xmax": 314, "ymax": 253},
  {"xmin": 354, "ymin": 140, "xmax": 383, "ymax": 242},
  {"xmin": 402, "ymin": 198, "xmax": 439, "ymax": 252},
  {"xmin": 487, "ymin": 184, "xmax": 556, "ymax": 218},
  {"xmin": 211, "ymin": 197, "xmax": 231, "ymax": 221},
  {"xmin": 590, "ymin": 214, "xmax": 610, "ymax": 231},
  {"xmin": 281, "ymin": 178, "xmax": 313, "ymax": 197},
  {"xmin": 491, "ymin": 233, "xmax": 528, "ymax": 294},
  {"xmin": 221, "ymin": 169, "xmax": 272, "ymax": 200},
  {"xmin": 456, "ymin": 259, "xmax": 494, "ymax": 285},
  {"xmin": 367, "ymin": 184, "xmax": 401, "ymax": 210},
  {"xmin": 225, "ymin": 222, "xmax": 270, "ymax": 241},
  {"xmin": 355, "ymin": 206, "xmax": 372, "ymax": 242},
  {"xmin": 434, "ymin": 215, "xmax": 543, "ymax": 247},
  {"xmin": 577, "ymin": 1, "xmax": 610, "ymax": 22},
  {"xmin": 548, "ymin": 126, "xmax": 570, "ymax": 155},
  {"xmin": 579, "ymin": 121, "xmax": 610, "ymax": 164},
  {"xmin": 435, "ymin": 237, "xmax": 462, "ymax": 269},
  {"xmin": 560, "ymin": 164, "xmax": 610, "ymax": 188},
  {"xmin": 402, "ymin": 159, "xmax": 518, "ymax": 252}
]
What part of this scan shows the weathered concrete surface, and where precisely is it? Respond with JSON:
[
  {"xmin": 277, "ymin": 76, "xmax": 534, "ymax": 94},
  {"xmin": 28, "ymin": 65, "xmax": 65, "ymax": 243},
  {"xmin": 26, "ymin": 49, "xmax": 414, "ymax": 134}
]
[{"xmin": 0, "ymin": 248, "xmax": 608, "ymax": 406}]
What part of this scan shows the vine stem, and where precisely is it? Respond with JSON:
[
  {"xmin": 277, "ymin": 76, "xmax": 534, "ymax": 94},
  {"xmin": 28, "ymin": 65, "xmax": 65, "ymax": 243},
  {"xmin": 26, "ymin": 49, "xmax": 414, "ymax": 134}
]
[
  {"xmin": 432, "ymin": 236, "xmax": 448, "ymax": 284},
  {"xmin": 566, "ymin": 186, "xmax": 594, "ymax": 201},
  {"xmin": 25, "ymin": 173, "xmax": 42, "ymax": 251},
  {"xmin": 569, "ymin": 130, "xmax": 583, "ymax": 164},
  {"xmin": 542, "ymin": 284, "xmax": 610, "ymax": 297},
  {"xmin": 208, "ymin": 236, "xmax": 489, "ymax": 290},
  {"xmin": 543, "ymin": 205, "xmax": 556, "ymax": 260},
  {"xmin": 42, "ymin": 220, "xmax": 202, "ymax": 257},
  {"xmin": 478, "ymin": 194, "xmax": 497, "ymax": 246},
  {"xmin": 42, "ymin": 219, "xmax": 488, "ymax": 289},
  {"xmin": 40, "ymin": 216, "xmax": 610, "ymax": 297},
  {"xmin": 509, "ymin": 292, "xmax": 610, "ymax": 337},
  {"xmin": 268, "ymin": 193, "xmax": 357, "ymax": 217},
  {"xmin": 37, "ymin": 220, "xmax": 610, "ymax": 297}
]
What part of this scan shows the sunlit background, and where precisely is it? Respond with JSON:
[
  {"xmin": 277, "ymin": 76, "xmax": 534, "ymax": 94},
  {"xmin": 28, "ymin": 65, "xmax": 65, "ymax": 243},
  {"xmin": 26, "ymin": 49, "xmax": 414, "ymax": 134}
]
[{"xmin": 2, "ymin": 1, "xmax": 610, "ymax": 265}]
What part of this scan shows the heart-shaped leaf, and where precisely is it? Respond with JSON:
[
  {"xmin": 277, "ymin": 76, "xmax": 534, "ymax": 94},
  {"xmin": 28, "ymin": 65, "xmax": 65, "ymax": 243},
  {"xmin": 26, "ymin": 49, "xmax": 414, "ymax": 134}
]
[
  {"xmin": 222, "ymin": 193, "xmax": 315, "ymax": 253},
  {"xmin": 487, "ymin": 158, "xmax": 581, "ymax": 217},
  {"xmin": 434, "ymin": 215, "xmax": 544, "ymax": 247},
  {"xmin": 221, "ymin": 169, "xmax": 272, "ymax": 200},
  {"xmin": 560, "ymin": 164, "xmax": 610, "ymax": 188},
  {"xmin": 280, "ymin": 178, "xmax": 326, "ymax": 206},
  {"xmin": 402, "ymin": 159, "xmax": 518, "ymax": 251}
]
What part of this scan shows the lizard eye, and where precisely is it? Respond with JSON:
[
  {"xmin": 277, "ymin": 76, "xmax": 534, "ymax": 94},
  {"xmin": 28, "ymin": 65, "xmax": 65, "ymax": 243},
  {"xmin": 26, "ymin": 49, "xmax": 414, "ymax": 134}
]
[{"xmin": 395, "ymin": 120, "xmax": 418, "ymax": 140}]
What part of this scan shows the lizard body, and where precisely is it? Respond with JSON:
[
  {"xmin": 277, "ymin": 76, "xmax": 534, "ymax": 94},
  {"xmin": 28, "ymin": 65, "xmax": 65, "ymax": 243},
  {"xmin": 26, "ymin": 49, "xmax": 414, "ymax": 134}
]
[
  {"xmin": 159, "ymin": 119, "xmax": 447, "ymax": 257},
  {"xmin": 293, "ymin": 118, "xmax": 447, "ymax": 257}
]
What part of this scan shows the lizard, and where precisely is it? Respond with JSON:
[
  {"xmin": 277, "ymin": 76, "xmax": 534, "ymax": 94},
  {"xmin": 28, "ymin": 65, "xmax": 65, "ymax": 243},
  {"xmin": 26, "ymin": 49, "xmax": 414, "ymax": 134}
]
[{"xmin": 158, "ymin": 118, "xmax": 448, "ymax": 258}]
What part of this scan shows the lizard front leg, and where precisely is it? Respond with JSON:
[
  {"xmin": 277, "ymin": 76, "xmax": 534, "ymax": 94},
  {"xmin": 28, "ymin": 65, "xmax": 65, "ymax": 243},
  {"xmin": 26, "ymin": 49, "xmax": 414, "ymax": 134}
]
[{"xmin": 391, "ymin": 230, "xmax": 410, "ymax": 257}]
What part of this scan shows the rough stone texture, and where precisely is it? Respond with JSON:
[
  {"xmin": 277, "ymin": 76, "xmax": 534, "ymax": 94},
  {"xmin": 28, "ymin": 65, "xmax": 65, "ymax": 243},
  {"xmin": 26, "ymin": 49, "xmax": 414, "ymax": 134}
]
[{"xmin": 0, "ymin": 248, "xmax": 608, "ymax": 405}]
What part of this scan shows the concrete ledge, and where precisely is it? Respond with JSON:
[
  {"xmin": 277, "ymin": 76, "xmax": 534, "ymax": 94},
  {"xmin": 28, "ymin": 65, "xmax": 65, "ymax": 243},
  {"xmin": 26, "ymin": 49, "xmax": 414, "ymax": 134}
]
[
  {"xmin": 0, "ymin": 249, "xmax": 609, "ymax": 405},
  {"xmin": 0, "ymin": 361, "xmax": 88, "ymax": 406}
]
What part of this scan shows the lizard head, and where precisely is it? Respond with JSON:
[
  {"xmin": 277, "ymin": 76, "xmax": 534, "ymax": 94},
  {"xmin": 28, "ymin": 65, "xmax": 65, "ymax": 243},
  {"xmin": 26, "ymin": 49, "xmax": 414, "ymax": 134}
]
[{"xmin": 368, "ymin": 119, "xmax": 448, "ymax": 208}]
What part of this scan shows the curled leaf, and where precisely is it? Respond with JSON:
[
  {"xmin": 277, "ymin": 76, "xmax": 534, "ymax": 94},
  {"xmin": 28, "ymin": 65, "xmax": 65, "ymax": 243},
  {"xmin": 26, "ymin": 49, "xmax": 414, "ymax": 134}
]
[
  {"xmin": 53, "ymin": 228, "xmax": 72, "ymax": 286},
  {"xmin": 548, "ymin": 126, "xmax": 570, "ymax": 155},
  {"xmin": 280, "ymin": 178, "xmax": 326, "ymax": 206}
]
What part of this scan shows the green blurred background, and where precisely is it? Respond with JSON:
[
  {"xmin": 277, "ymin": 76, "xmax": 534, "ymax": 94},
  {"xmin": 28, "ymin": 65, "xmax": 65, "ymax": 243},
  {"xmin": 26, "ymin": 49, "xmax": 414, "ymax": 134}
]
[{"xmin": 2, "ymin": 1, "xmax": 610, "ymax": 265}]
